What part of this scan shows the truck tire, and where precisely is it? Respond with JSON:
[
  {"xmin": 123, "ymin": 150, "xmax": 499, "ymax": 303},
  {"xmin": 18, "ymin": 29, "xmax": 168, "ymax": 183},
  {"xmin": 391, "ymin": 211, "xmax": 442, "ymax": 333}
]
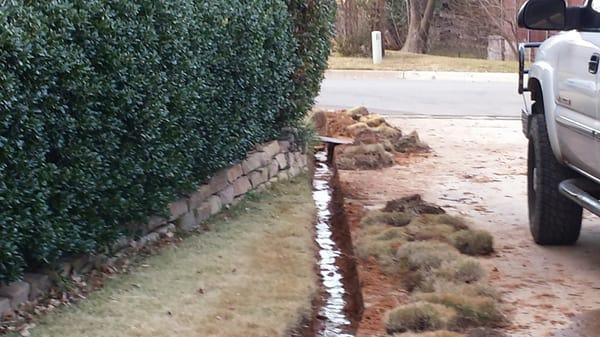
[{"xmin": 528, "ymin": 111, "xmax": 582, "ymax": 245}]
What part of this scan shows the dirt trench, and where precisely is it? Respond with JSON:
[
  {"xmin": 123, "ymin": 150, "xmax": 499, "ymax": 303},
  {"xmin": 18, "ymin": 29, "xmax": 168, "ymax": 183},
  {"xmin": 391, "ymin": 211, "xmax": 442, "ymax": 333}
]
[{"xmin": 306, "ymin": 150, "xmax": 364, "ymax": 337}]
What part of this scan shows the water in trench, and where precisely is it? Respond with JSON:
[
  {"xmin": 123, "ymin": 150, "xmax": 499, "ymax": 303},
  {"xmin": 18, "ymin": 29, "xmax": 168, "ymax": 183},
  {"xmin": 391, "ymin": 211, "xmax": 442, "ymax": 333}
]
[{"xmin": 312, "ymin": 150, "xmax": 362, "ymax": 337}]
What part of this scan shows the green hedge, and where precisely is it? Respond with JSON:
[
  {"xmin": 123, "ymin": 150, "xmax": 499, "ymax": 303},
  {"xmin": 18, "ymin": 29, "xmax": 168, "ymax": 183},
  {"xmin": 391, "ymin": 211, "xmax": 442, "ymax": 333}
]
[
  {"xmin": 286, "ymin": 0, "xmax": 336, "ymax": 122},
  {"xmin": 0, "ymin": 0, "xmax": 334, "ymax": 284}
]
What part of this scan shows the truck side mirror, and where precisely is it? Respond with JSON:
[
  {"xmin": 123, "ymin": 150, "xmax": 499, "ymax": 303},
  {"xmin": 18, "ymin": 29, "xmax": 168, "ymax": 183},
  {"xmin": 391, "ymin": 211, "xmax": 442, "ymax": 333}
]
[{"xmin": 518, "ymin": 0, "xmax": 566, "ymax": 30}]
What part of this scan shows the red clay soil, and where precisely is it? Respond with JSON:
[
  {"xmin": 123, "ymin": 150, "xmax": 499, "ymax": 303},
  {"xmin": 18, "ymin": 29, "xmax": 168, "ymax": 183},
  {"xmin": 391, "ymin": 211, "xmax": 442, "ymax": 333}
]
[{"xmin": 341, "ymin": 174, "xmax": 415, "ymax": 337}]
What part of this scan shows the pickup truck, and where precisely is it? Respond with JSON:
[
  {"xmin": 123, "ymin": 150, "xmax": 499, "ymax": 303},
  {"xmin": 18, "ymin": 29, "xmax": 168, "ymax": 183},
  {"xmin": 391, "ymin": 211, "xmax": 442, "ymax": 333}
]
[{"xmin": 518, "ymin": 0, "xmax": 600, "ymax": 245}]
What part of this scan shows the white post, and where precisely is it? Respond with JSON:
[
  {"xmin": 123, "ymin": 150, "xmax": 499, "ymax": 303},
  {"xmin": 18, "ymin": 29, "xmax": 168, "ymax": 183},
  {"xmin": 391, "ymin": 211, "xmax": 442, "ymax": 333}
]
[{"xmin": 372, "ymin": 31, "xmax": 382, "ymax": 65}]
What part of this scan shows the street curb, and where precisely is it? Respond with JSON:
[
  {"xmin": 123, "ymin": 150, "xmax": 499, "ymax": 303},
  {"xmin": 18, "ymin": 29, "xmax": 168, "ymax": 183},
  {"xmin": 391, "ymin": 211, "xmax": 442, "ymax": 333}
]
[{"xmin": 325, "ymin": 69, "xmax": 517, "ymax": 83}]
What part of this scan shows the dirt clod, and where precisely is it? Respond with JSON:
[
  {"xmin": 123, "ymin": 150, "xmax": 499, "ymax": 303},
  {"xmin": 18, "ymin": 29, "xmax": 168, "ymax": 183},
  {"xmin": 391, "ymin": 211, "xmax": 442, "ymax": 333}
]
[
  {"xmin": 359, "ymin": 114, "xmax": 387, "ymax": 127},
  {"xmin": 384, "ymin": 195, "xmax": 446, "ymax": 215},
  {"xmin": 394, "ymin": 131, "xmax": 431, "ymax": 153}
]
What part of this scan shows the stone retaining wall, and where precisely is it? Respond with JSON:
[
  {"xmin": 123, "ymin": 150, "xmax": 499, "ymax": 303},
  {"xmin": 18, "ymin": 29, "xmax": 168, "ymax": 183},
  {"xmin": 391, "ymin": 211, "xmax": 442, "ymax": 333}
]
[{"xmin": 0, "ymin": 139, "xmax": 309, "ymax": 319}]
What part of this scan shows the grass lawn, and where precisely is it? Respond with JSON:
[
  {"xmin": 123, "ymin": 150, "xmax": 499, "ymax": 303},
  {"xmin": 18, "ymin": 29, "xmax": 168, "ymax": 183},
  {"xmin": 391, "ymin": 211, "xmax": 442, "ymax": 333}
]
[
  {"xmin": 328, "ymin": 51, "xmax": 517, "ymax": 73},
  {"xmin": 19, "ymin": 177, "xmax": 316, "ymax": 337}
]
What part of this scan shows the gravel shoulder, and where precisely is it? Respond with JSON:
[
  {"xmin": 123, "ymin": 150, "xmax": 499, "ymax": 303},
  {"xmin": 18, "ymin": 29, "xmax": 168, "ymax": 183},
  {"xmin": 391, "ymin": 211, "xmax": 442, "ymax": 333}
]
[{"xmin": 339, "ymin": 118, "xmax": 600, "ymax": 337}]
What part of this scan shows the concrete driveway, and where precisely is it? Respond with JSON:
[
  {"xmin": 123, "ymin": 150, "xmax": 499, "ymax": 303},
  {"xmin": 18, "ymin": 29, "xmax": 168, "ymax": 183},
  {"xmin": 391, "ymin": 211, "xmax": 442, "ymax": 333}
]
[{"xmin": 316, "ymin": 70, "xmax": 524, "ymax": 119}]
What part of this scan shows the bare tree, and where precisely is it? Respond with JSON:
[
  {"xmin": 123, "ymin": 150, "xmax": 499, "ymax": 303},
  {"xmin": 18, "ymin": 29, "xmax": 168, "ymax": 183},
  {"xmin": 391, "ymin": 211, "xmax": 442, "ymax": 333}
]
[
  {"xmin": 384, "ymin": 0, "xmax": 409, "ymax": 50},
  {"xmin": 402, "ymin": 0, "xmax": 438, "ymax": 53},
  {"xmin": 449, "ymin": 0, "xmax": 525, "ymax": 58}
]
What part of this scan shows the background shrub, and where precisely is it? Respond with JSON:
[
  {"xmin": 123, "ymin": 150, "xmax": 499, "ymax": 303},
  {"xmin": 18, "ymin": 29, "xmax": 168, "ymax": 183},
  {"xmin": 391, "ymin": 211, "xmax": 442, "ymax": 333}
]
[{"xmin": 0, "ymin": 0, "xmax": 334, "ymax": 283}]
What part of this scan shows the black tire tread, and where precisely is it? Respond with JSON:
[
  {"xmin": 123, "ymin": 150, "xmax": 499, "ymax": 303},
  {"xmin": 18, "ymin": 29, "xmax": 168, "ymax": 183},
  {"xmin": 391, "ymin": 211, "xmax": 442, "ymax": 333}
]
[{"xmin": 528, "ymin": 111, "xmax": 582, "ymax": 245}]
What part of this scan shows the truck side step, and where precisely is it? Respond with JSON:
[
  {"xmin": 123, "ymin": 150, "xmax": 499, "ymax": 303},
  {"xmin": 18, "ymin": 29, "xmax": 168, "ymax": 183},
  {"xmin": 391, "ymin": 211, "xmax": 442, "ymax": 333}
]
[{"xmin": 559, "ymin": 179, "xmax": 600, "ymax": 217}]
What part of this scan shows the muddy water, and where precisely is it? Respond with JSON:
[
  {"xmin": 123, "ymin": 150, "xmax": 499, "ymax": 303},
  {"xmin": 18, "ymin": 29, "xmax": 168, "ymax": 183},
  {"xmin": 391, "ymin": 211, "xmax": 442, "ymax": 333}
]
[{"xmin": 312, "ymin": 150, "xmax": 363, "ymax": 337}]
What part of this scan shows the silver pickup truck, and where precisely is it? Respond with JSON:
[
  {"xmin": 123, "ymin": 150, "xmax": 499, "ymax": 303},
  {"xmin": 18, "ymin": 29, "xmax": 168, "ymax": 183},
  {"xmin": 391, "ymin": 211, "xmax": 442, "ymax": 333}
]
[{"xmin": 518, "ymin": 0, "xmax": 600, "ymax": 245}]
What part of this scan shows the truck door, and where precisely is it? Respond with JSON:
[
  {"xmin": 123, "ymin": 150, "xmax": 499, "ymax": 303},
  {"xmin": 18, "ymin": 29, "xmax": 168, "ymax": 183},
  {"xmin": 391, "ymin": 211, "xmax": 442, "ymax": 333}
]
[{"xmin": 555, "ymin": 31, "xmax": 600, "ymax": 179}]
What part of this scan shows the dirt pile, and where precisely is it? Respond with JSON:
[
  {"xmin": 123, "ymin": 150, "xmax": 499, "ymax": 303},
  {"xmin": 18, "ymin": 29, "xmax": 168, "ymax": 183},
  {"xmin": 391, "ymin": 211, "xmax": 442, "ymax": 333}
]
[
  {"xmin": 311, "ymin": 107, "xmax": 429, "ymax": 170},
  {"xmin": 354, "ymin": 195, "xmax": 504, "ymax": 337}
]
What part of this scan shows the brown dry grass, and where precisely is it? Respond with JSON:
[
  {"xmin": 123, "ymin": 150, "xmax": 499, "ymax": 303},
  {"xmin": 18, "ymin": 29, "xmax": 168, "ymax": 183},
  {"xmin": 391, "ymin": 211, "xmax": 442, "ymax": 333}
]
[
  {"xmin": 20, "ymin": 177, "xmax": 316, "ymax": 337},
  {"xmin": 328, "ymin": 51, "xmax": 516, "ymax": 73},
  {"xmin": 415, "ymin": 293, "xmax": 505, "ymax": 329},
  {"xmin": 385, "ymin": 302, "xmax": 457, "ymax": 334},
  {"xmin": 449, "ymin": 230, "xmax": 494, "ymax": 256},
  {"xmin": 360, "ymin": 210, "xmax": 413, "ymax": 227},
  {"xmin": 396, "ymin": 241, "xmax": 461, "ymax": 272},
  {"xmin": 355, "ymin": 197, "xmax": 504, "ymax": 335},
  {"xmin": 436, "ymin": 258, "xmax": 485, "ymax": 284},
  {"xmin": 336, "ymin": 143, "xmax": 395, "ymax": 170}
]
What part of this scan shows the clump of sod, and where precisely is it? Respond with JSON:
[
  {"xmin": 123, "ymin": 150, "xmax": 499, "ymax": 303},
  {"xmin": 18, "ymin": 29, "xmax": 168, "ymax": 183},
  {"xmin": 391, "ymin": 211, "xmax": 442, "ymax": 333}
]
[
  {"xmin": 361, "ymin": 210, "xmax": 413, "ymax": 227},
  {"xmin": 336, "ymin": 143, "xmax": 395, "ymax": 170},
  {"xmin": 429, "ymin": 280, "xmax": 500, "ymax": 301},
  {"xmin": 449, "ymin": 230, "xmax": 494, "ymax": 256},
  {"xmin": 422, "ymin": 214, "xmax": 469, "ymax": 230},
  {"xmin": 355, "ymin": 236, "xmax": 400, "ymax": 262},
  {"xmin": 355, "ymin": 196, "xmax": 504, "ymax": 336},
  {"xmin": 394, "ymin": 241, "xmax": 462, "ymax": 291},
  {"xmin": 385, "ymin": 302, "xmax": 456, "ymax": 334},
  {"xmin": 322, "ymin": 107, "xmax": 431, "ymax": 171},
  {"xmin": 436, "ymin": 258, "xmax": 486, "ymax": 284},
  {"xmin": 392, "ymin": 130, "xmax": 431, "ymax": 153},
  {"xmin": 415, "ymin": 292, "xmax": 505, "ymax": 329},
  {"xmin": 404, "ymin": 222, "xmax": 457, "ymax": 242},
  {"xmin": 384, "ymin": 195, "xmax": 445, "ymax": 215},
  {"xmin": 359, "ymin": 114, "xmax": 388, "ymax": 127},
  {"xmin": 355, "ymin": 213, "xmax": 407, "ymax": 268},
  {"xmin": 355, "ymin": 225, "xmax": 409, "ymax": 267},
  {"xmin": 393, "ymin": 331, "xmax": 465, "ymax": 337},
  {"xmin": 396, "ymin": 241, "xmax": 461, "ymax": 271},
  {"xmin": 344, "ymin": 105, "xmax": 369, "ymax": 120}
]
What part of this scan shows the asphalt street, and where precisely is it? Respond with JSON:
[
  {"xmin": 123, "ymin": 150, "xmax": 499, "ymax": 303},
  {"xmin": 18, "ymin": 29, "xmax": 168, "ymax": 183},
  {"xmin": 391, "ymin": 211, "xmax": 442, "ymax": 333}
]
[{"xmin": 316, "ymin": 70, "xmax": 524, "ymax": 119}]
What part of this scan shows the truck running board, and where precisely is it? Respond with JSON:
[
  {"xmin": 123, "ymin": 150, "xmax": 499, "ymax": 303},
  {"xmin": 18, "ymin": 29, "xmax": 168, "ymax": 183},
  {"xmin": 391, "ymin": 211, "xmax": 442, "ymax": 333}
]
[{"xmin": 559, "ymin": 179, "xmax": 600, "ymax": 217}]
